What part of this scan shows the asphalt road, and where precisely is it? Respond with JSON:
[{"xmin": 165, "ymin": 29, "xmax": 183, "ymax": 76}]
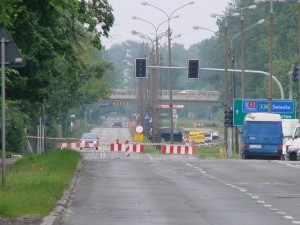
[{"xmin": 59, "ymin": 118, "xmax": 300, "ymax": 225}]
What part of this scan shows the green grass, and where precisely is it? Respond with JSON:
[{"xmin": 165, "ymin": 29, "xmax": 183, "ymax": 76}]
[
  {"xmin": 197, "ymin": 142, "xmax": 240, "ymax": 159},
  {"xmin": 0, "ymin": 123, "xmax": 236, "ymax": 219},
  {"xmin": 144, "ymin": 142, "xmax": 240, "ymax": 159},
  {"xmin": 0, "ymin": 150, "xmax": 82, "ymax": 218}
]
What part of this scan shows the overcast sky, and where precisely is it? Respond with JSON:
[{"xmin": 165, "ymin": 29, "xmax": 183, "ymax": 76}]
[{"xmin": 103, "ymin": 0, "xmax": 232, "ymax": 49}]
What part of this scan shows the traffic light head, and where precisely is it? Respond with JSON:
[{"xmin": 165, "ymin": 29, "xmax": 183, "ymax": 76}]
[
  {"xmin": 135, "ymin": 58, "xmax": 147, "ymax": 78},
  {"xmin": 292, "ymin": 64, "xmax": 299, "ymax": 82},
  {"xmin": 224, "ymin": 108, "xmax": 233, "ymax": 127},
  {"xmin": 188, "ymin": 59, "xmax": 200, "ymax": 79}
]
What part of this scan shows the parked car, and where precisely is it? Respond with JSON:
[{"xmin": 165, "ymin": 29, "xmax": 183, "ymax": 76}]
[
  {"xmin": 113, "ymin": 120, "xmax": 122, "ymax": 127},
  {"xmin": 284, "ymin": 137, "xmax": 300, "ymax": 161},
  {"xmin": 282, "ymin": 135, "xmax": 292, "ymax": 157},
  {"xmin": 79, "ymin": 133, "xmax": 99, "ymax": 150}
]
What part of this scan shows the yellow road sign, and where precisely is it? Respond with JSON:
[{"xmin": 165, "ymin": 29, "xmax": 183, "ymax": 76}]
[{"xmin": 134, "ymin": 133, "xmax": 144, "ymax": 142}]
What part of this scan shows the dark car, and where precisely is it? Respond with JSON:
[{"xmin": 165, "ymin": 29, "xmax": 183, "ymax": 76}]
[
  {"xmin": 148, "ymin": 127, "xmax": 183, "ymax": 142},
  {"xmin": 113, "ymin": 120, "xmax": 122, "ymax": 127},
  {"xmin": 79, "ymin": 133, "xmax": 99, "ymax": 150}
]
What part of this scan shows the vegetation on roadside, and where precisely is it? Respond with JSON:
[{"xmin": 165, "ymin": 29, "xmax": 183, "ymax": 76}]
[
  {"xmin": 144, "ymin": 142, "xmax": 240, "ymax": 159},
  {"xmin": 0, "ymin": 150, "xmax": 82, "ymax": 218}
]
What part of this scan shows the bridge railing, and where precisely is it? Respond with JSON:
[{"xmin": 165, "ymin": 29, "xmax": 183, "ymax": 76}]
[{"xmin": 110, "ymin": 89, "xmax": 220, "ymax": 101}]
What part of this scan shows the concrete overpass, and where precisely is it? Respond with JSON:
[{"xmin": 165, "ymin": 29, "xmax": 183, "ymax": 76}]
[{"xmin": 105, "ymin": 89, "xmax": 221, "ymax": 106}]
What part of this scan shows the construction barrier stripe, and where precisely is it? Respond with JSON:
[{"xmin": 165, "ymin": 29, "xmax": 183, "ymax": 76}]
[
  {"xmin": 110, "ymin": 143, "xmax": 145, "ymax": 153},
  {"xmin": 57, "ymin": 142, "xmax": 197, "ymax": 155},
  {"xmin": 162, "ymin": 145, "xmax": 196, "ymax": 155},
  {"xmin": 58, "ymin": 142, "xmax": 98, "ymax": 149},
  {"xmin": 28, "ymin": 136, "xmax": 223, "ymax": 147}
]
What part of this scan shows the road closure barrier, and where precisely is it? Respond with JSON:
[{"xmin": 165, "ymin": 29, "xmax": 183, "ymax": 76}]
[
  {"xmin": 110, "ymin": 143, "xmax": 145, "ymax": 153},
  {"xmin": 162, "ymin": 144, "xmax": 196, "ymax": 155},
  {"xmin": 57, "ymin": 142, "xmax": 98, "ymax": 150}
]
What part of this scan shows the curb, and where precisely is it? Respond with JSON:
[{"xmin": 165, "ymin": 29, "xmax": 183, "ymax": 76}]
[{"xmin": 40, "ymin": 160, "xmax": 83, "ymax": 225}]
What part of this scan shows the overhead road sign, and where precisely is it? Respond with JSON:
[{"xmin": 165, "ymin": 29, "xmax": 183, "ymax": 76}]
[
  {"xmin": 242, "ymin": 100, "xmax": 294, "ymax": 113},
  {"xmin": 233, "ymin": 99, "xmax": 296, "ymax": 126}
]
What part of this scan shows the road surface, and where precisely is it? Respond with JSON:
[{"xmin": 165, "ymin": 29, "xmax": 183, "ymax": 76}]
[{"xmin": 59, "ymin": 118, "xmax": 300, "ymax": 225}]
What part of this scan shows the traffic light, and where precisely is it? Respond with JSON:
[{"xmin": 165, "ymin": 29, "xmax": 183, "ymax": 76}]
[
  {"xmin": 135, "ymin": 58, "xmax": 147, "ymax": 78},
  {"xmin": 187, "ymin": 59, "xmax": 199, "ymax": 79},
  {"xmin": 224, "ymin": 108, "xmax": 233, "ymax": 127},
  {"xmin": 292, "ymin": 64, "xmax": 299, "ymax": 82},
  {"xmin": 229, "ymin": 109, "xmax": 233, "ymax": 127}
]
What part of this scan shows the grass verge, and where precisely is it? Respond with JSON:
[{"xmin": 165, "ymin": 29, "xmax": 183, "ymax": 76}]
[
  {"xmin": 0, "ymin": 150, "xmax": 82, "ymax": 218},
  {"xmin": 144, "ymin": 143, "xmax": 240, "ymax": 159}
]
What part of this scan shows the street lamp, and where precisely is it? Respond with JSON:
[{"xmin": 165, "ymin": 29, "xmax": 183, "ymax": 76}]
[
  {"xmin": 132, "ymin": 16, "xmax": 179, "ymax": 145},
  {"xmin": 193, "ymin": 18, "xmax": 265, "ymax": 102},
  {"xmin": 131, "ymin": 29, "xmax": 158, "ymax": 142},
  {"xmin": 142, "ymin": 1, "xmax": 194, "ymax": 144},
  {"xmin": 254, "ymin": 0, "xmax": 286, "ymax": 112},
  {"xmin": 233, "ymin": 5, "xmax": 257, "ymax": 99},
  {"xmin": 298, "ymin": 0, "xmax": 300, "ymax": 121},
  {"xmin": 193, "ymin": 26, "xmax": 219, "ymax": 34},
  {"xmin": 229, "ymin": 18, "xmax": 264, "ymax": 155},
  {"xmin": 211, "ymin": 12, "xmax": 229, "ymax": 153},
  {"xmin": 132, "ymin": 16, "xmax": 179, "ymax": 144},
  {"xmin": 229, "ymin": 18, "xmax": 265, "ymax": 101}
]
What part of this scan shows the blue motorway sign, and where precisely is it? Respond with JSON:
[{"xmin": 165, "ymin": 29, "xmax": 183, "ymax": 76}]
[
  {"xmin": 242, "ymin": 100, "xmax": 294, "ymax": 113},
  {"xmin": 233, "ymin": 99, "xmax": 297, "ymax": 126}
]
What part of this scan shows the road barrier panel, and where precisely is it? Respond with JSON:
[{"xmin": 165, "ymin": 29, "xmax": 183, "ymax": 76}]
[
  {"xmin": 57, "ymin": 142, "xmax": 98, "ymax": 150},
  {"xmin": 110, "ymin": 143, "xmax": 145, "ymax": 159},
  {"xmin": 125, "ymin": 139, "xmax": 130, "ymax": 158},
  {"xmin": 162, "ymin": 144, "xmax": 196, "ymax": 156}
]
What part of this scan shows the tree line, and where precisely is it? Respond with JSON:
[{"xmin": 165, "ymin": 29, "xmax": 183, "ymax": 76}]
[
  {"xmin": 103, "ymin": 0, "xmax": 300, "ymax": 122},
  {"xmin": 1, "ymin": 0, "xmax": 299, "ymax": 152},
  {"xmin": 0, "ymin": 0, "xmax": 114, "ymax": 152}
]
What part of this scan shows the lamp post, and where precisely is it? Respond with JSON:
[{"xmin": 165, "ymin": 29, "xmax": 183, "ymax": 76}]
[
  {"xmin": 194, "ymin": 18, "xmax": 264, "ymax": 104},
  {"xmin": 229, "ymin": 18, "xmax": 264, "ymax": 101},
  {"xmin": 211, "ymin": 13, "xmax": 229, "ymax": 154},
  {"xmin": 132, "ymin": 16, "xmax": 178, "ymax": 145},
  {"xmin": 232, "ymin": 5, "xmax": 257, "ymax": 99},
  {"xmin": 254, "ymin": 0, "xmax": 286, "ymax": 112},
  {"xmin": 142, "ymin": 1, "xmax": 194, "ymax": 144},
  {"xmin": 131, "ymin": 29, "xmax": 158, "ymax": 142},
  {"xmin": 298, "ymin": 0, "xmax": 300, "ymax": 121},
  {"xmin": 229, "ymin": 18, "xmax": 265, "ymax": 155}
]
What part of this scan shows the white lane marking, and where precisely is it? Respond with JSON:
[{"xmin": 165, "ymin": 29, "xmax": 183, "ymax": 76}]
[
  {"xmin": 185, "ymin": 162, "xmax": 295, "ymax": 222},
  {"xmin": 276, "ymin": 161, "xmax": 300, "ymax": 169},
  {"xmin": 284, "ymin": 215, "xmax": 294, "ymax": 220}
]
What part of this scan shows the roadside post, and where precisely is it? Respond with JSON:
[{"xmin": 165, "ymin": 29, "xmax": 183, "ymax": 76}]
[
  {"xmin": 125, "ymin": 138, "xmax": 130, "ymax": 158},
  {"xmin": 1, "ymin": 26, "xmax": 25, "ymax": 186}
]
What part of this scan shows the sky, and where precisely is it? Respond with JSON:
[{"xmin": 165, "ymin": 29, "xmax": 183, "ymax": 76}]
[{"xmin": 102, "ymin": 0, "xmax": 232, "ymax": 49}]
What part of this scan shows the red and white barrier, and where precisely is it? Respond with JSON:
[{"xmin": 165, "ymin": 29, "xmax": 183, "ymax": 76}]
[
  {"xmin": 110, "ymin": 143, "xmax": 144, "ymax": 153},
  {"xmin": 125, "ymin": 139, "xmax": 130, "ymax": 157},
  {"xmin": 58, "ymin": 142, "xmax": 98, "ymax": 150},
  {"xmin": 162, "ymin": 144, "xmax": 196, "ymax": 155},
  {"xmin": 131, "ymin": 144, "xmax": 144, "ymax": 153}
]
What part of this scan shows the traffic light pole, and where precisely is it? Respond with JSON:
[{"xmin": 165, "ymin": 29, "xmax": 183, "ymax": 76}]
[
  {"xmin": 146, "ymin": 66, "xmax": 285, "ymax": 99},
  {"xmin": 141, "ymin": 64, "xmax": 285, "ymax": 158}
]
